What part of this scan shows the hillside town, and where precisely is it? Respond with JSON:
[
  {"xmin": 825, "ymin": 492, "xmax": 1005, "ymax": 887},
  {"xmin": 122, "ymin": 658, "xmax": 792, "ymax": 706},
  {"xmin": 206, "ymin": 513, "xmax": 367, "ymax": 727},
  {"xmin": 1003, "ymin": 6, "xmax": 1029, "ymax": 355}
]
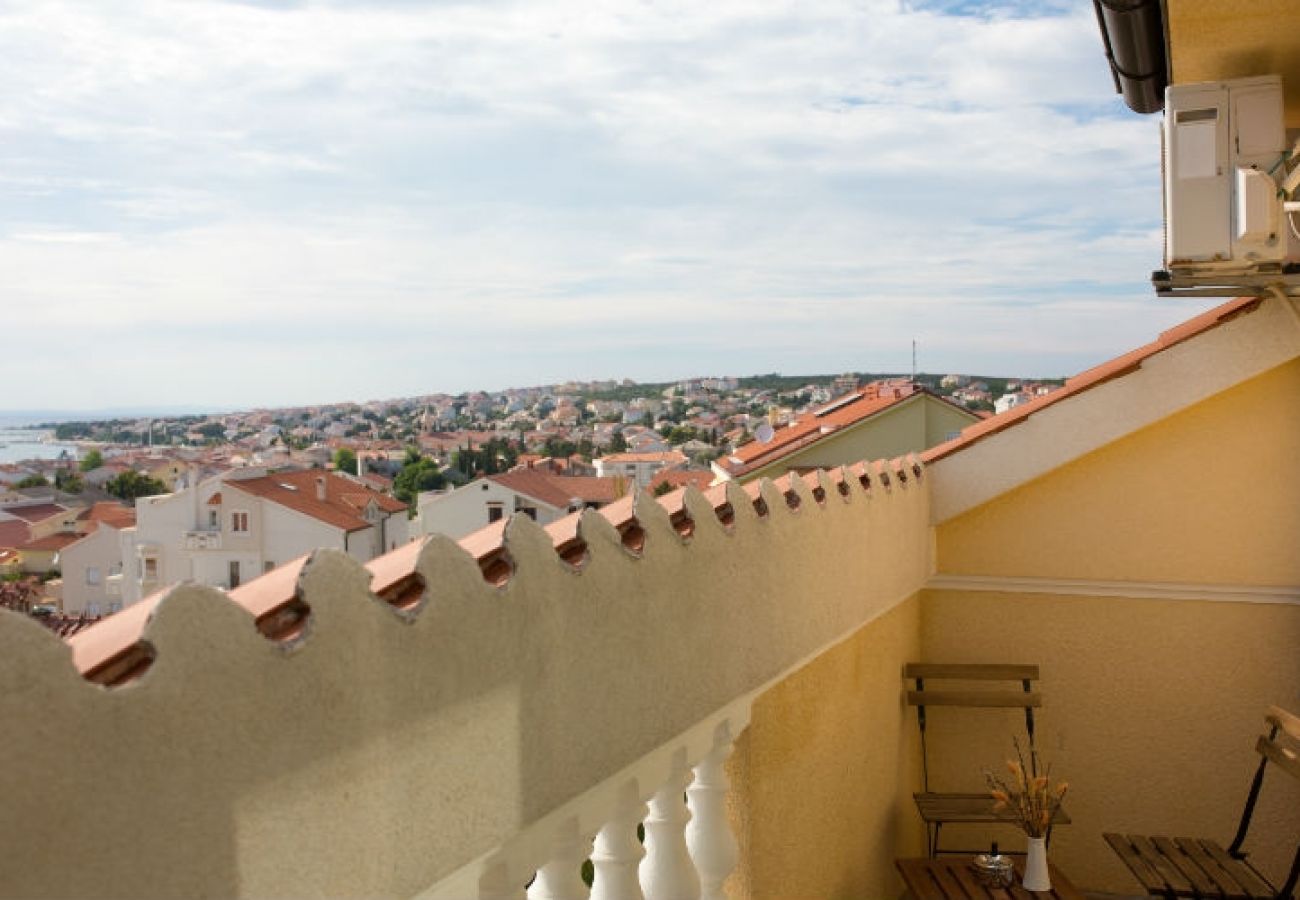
[{"xmin": 0, "ymin": 370, "xmax": 1062, "ymax": 634}]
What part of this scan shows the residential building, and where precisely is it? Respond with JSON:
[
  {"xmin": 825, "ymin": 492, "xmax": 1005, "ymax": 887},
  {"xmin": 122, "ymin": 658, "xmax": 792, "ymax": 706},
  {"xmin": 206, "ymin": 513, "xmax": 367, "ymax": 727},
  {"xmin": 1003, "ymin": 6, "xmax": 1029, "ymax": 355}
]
[
  {"xmin": 711, "ymin": 381, "xmax": 980, "ymax": 484},
  {"xmin": 593, "ymin": 450, "xmax": 687, "ymax": 486},
  {"xmin": 121, "ymin": 468, "xmax": 410, "ymax": 603},
  {"xmin": 418, "ymin": 469, "xmax": 627, "ymax": 540}
]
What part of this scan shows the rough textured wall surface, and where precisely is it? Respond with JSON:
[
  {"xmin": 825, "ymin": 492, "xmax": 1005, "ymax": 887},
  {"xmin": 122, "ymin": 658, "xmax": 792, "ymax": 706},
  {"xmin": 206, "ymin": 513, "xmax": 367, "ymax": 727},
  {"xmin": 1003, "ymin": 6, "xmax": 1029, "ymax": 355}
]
[
  {"xmin": 922, "ymin": 589, "xmax": 1300, "ymax": 894},
  {"xmin": 0, "ymin": 469, "xmax": 930, "ymax": 898},
  {"xmin": 729, "ymin": 593, "xmax": 926, "ymax": 900},
  {"xmin": 938, "ymin": 360, "xmax": 1300, "ymax": 585},
  {"xmin": 927, "ymin": 360, "xmax": 1300, "ymax": 893}
]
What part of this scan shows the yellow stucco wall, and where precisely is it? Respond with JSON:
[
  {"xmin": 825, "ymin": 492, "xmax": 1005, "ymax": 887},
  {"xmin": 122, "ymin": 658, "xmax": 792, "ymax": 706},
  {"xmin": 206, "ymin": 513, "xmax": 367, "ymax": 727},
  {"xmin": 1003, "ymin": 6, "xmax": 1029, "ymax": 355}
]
[
  {"xmin": 921, "ymin": 589, "xmax": 1300, "ymax": 893},
  {"xmin": 927, "ymin": 358, "xmax": 1300, "ymax": 892},
  {"xmin": 746, "ymin": 396, "xmax": 975, "ymax": 483},
  {"xmin": 1167, "ymin": 0, "xmax": 1300, "ymax": 127},
  {"xmin": 728, "ymin": 593, "xmax": 926, "ymax": 900},
  {"xmin": 937, "ymin": 359, "xmax": 1300, "ymax": 586}
]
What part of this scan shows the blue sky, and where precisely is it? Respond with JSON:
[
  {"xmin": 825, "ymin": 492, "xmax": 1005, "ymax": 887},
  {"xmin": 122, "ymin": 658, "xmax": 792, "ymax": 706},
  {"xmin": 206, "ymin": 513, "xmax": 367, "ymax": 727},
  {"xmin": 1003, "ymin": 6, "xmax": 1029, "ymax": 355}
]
[{"xmin": 0, "ymin": 0, "xmax": 1211, "ymax": 411}]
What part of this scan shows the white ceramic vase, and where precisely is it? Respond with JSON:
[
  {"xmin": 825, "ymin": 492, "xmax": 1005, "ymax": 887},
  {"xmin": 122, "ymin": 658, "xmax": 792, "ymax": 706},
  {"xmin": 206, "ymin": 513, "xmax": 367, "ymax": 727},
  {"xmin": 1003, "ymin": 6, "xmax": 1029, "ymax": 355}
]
[{"xmin": 1023, "ymin": 835, "xmax": 1052, "ymax": 891}]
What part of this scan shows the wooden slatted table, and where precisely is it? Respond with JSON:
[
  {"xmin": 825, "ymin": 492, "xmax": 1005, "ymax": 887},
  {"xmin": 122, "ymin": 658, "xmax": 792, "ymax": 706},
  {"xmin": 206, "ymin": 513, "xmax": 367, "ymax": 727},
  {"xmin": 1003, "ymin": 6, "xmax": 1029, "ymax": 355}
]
[
  {"xmin": 896, "ymin": 857, "xmax": 1085, "ymax": 899},
  {"xmin": 1103, "ymin": 833, "xmax": 1277, "ymax": 899}
]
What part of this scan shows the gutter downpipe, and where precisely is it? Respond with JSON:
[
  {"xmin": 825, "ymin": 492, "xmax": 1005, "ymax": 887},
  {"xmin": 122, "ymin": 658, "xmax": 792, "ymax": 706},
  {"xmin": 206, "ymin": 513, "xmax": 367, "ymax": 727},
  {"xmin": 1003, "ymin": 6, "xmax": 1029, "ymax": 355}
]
[{"xmin": 1093, "ymin": 0, "xmax": 1168, "ymax": 114}]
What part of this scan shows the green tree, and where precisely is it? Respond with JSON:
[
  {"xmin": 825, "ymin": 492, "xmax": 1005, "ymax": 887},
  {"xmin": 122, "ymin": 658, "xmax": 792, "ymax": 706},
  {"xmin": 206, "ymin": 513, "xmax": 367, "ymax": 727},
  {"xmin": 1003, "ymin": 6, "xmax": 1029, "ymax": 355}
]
[
  {"xmin": 104, "ymin": 471, "xmax": 167, "ymax": 501},
  {"xmin": 393, "ymin": 456, "xmax": 446, "ymax": 504},
  {"xmin": 54, "ymin": 470, "xmax": 84, "ymax": 493},
  {"xmin": 14, "ymin": 475, "xmax": 48, "ymax": 489},
  {"xmin": 79, "ymin": 449, "xmax": 104, "ymax": 472},
  {"xmin": 652, "ymin": 480, "xmax": 675, "ymax": 497},
  {"xmin": 333, "ymin": 448, "xmax": 358, "ymax": 474},
  {"xmin": 608, "ymin": 431, "xmax": 628, "ymax": 453}
]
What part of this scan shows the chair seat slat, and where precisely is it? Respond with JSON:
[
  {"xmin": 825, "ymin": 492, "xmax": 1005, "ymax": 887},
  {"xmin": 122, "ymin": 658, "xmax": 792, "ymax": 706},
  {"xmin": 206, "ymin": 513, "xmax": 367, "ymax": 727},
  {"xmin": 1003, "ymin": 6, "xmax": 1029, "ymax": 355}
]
[
  {"xmin": 1104, "ymin": 833, "xmax": 1168, "ymax": 892},
  {"xmin": 1198, "ymin": 840, "xmax": 1276, "ymax": 898},
  {"xmin": 1151, "ymin": 836, "xmax": 1220, "ymax": 896},
  {"xmin": 1130, "ymin": 834, "xmax": 1196, "ymax": 893}
]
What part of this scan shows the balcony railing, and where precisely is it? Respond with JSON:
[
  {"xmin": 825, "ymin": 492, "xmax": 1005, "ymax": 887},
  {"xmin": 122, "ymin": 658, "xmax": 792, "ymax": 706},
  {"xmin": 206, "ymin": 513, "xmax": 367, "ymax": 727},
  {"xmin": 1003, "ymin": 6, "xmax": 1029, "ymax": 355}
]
[{"xmin": 182, "ymin": 529, "xmax": 222, "ymax": 550}]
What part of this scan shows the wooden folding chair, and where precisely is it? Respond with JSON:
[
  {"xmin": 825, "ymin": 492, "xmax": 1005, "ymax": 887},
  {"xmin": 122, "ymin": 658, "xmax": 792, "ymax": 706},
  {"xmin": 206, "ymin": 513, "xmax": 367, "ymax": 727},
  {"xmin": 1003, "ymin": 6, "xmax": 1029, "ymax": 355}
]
[
  {"xmin": 905, "ymin": 662, "xmax": 1070, "ymax": 857},
  {"xmin": 1105, "ymin": 705, "xmax": 1300, "ymax": 899}
]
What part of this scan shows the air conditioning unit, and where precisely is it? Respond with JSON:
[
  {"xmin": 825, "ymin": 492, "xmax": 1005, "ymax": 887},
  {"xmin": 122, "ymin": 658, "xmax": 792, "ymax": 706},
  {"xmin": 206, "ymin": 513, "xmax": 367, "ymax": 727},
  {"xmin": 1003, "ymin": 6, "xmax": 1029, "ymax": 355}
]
[{"xmin": 1158, "ymin": 75, "xmax": 1300, "ymax": 295}]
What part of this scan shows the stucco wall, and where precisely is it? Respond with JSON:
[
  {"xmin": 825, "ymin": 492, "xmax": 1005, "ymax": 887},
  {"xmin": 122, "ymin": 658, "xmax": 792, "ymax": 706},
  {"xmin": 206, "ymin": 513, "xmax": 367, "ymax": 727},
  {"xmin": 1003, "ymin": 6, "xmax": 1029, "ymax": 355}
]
[
  {"xmin": 0, "ymin": 467, "xmax": 932, "ymax": 898},
  {"xmin": 921, "ymin": 589, "xmax": 1300, "ymax": 893},
  {"xmin": 729, "ymin": 593, "xmax": 926, "ymax": 900},
  {"xmin": 937, "ymin": 360, "xmax": 1300, "ymax": 586},
  {"xmin": 927, "ymin": 359, "xmax": 1300, "ymax": 892}
]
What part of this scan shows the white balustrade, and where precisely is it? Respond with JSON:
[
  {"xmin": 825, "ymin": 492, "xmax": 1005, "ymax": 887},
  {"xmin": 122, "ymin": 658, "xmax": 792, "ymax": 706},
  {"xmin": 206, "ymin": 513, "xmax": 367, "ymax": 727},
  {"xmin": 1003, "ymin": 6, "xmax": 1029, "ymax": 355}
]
[
  {"xmin": 685, "ymin": 722, "xmax": 738, "ymax": 900},
  {"xmin": 590, "ymin": 781, "xmax": 646, "ymax": 900},
  {"xmin": 527, "ymin": 818, "xmax": 592, "ymax": 900},
  {"xmin": 640, "ymin": 751, "xmax": 701, "ymax": 900},
  {"xmin": 422, "ymin": 704, "xmax": 752, "ymax": 900}
]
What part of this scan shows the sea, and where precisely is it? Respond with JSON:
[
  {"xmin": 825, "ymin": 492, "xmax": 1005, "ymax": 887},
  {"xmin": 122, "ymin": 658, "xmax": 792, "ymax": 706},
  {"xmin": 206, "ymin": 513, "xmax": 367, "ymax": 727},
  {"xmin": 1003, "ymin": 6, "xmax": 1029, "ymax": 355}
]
[{"xmin": 0, "ymin": 429, "xmax": 82, "ymax": 465}]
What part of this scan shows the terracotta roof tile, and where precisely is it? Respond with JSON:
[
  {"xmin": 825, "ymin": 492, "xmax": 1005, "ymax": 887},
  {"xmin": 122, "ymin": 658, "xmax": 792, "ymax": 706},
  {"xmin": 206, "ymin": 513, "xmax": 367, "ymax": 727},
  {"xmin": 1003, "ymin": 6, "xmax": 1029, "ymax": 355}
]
[
  {"xmin": 225, "ymin": 470, "xmax": 407, "ymax": 533},
  {"xmin": 0, "ymin": 520, "xmax": 31, "ymax": 549},
  {"xmin": 488, "ymin": 470, "xmax": 626, "ymax": 509},
  {"xmin": 4, "ymin": 503, "xmax": 69, "ymax": 523},
  {"xmin": 922, "ymin": 296, "xmax": 1262, "ymax": 464},
  {"xmin": 58, "ymin": 451, "xmax": 926, "ymax": 685},
  {"xmin": 18, "ymin": 532, "xmax": 82, "ymax": 552},
  {"xmin": 719, "ymin": 385, "xmax": 959, "ymax": 477},
  {"xmin": 77, "ymin": 502, "xmax": 135, "ymax": 529}
]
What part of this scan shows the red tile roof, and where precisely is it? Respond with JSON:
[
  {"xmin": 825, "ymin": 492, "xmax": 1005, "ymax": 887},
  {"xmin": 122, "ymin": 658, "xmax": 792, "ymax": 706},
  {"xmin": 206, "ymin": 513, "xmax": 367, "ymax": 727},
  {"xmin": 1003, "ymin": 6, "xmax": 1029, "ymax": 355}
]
[
  {"xmin": 718, "ymin": 384, "xmax": 973, "ymax": 477},
  {"xmin": 0, "ymin": 520, "xmax": 32, "ymax": 549},
  {"xmin": 77, "ymin": 502, "xmax": 135, "ymax": 530},
  {"xmin": 488, "ymin": 470, "xmax": 626, "ymax": 509},
  {"xmin": 922, "ymin": 295, "xmax": 1263, "ymax": 464},
  {"xmin": 225, "ymin": 470, "xmax": 408, "ymax": 533},
  {"xmin": 4, "ymin": 503, "xmax": 69, "ymax": 523},
  {"xmin": 19, "ymin": 532, "xmax": 82, "ymax": 553},
  {"xmin": 598, "ymin": 451, "xmax": 688, "ymax": 465}
]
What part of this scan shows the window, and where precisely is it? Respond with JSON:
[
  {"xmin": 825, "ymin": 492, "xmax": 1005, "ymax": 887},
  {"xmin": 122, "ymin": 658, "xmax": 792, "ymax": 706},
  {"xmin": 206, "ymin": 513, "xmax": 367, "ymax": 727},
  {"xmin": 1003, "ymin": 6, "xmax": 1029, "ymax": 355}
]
[
  {"xmin": 143, "ymin": 557, "xmax": 159, "ymax": 579},
  {"xmin": 229, "ymin": 560, "xmax": 241, "ymax": 589},
  {"xmin": 86, "ymin": 567, "xmax": 101, "ymax": 586},
  {"xmin": 108, "ymin": 602, "xmax": 121, "ymax": 614},
  {"xmin": 231, "ymin": 511, "xmax": 249, "ymax": 533},
  {"xmin": 520, "ymin": 507, "xmax": 537, "ymax": 520},
  {"xmin": 88, "ymin": 602, "xmax": 100, "ymax": 617},
  {"xmin": 208, "ymin": 510, "xmax": 218, "ymax": 528},
  {"xmin": 263, "ymin": 561, "xmax": 275, "ymax": 574},
  {"xmin": 487, "ymin": 503, "xmax": 504, "ymax": 523}
]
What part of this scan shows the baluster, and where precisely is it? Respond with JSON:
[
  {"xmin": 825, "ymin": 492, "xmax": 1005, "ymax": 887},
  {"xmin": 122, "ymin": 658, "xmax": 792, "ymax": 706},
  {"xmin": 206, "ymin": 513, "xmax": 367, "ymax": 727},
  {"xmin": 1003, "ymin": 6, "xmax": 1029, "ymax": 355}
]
[
  {"xmin": 686, "ymin": 723, "xmax": 738, "ymax": 900},
  {"xmin": 527, "ymin": 818, "xmax": 592, "ymax": 900},
  {"xmin": 591, "ymin": 781, "xmax": 646, "ymax": 900},
  {"xmin": 480, "ymin": 860, "xmax": 526, "ymax": 900},
  {"xmin": 641, "ymin": 752, "xmax": 700, "ymax": 900}
]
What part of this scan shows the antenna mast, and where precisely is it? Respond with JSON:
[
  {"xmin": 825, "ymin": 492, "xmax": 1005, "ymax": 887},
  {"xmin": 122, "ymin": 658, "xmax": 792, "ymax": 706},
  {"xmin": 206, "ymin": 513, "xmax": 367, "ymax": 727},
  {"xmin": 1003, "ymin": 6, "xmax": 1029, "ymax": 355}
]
[{"xmin": 911, "ymin": 339, "xmax": 917, "ymax": 384}]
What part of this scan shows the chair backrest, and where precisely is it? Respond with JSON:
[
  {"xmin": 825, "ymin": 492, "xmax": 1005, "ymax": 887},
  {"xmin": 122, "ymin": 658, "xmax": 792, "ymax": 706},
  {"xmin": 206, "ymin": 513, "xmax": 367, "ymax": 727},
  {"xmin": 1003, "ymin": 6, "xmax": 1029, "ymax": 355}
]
[
  {"xmin": 904, "ymin": 663, "xmax": 1042, "ymax": 793},
  {"xmin": 1227, "ymin": 706, "xmax": 1300, "ymax": 898}
]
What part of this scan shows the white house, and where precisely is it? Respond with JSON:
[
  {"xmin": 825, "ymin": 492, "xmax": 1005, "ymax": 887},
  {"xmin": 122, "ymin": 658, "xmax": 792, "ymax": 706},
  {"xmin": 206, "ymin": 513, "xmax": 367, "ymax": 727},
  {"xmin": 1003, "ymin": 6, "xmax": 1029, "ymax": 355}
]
[
  {"xmin": 120, "ymin": 468, "xmax": 411, "ymax": 604},
  {"xmin": 418, "ymin": 470, "xmax": 626, "ymax": 541},
  {"xmin": 593, "ymin": 451, "xmax": 687, "ymax": 487}
]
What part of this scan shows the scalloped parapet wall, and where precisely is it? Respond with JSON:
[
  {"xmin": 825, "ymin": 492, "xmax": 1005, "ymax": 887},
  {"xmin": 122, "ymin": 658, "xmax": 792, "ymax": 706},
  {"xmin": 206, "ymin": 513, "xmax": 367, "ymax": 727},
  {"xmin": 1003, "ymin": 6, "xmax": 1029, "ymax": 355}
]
[{"xmin": 0, "ymin": 459, "xmax": 930, "ymax": 898}]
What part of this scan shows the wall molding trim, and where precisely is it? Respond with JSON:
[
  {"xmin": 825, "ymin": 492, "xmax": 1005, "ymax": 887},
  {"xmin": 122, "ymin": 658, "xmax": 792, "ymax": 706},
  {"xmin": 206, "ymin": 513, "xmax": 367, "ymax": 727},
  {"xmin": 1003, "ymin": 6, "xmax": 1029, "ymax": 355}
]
[{"xmin": 927, "ymin": 573, "xmax": 1300, "ymax": 606}]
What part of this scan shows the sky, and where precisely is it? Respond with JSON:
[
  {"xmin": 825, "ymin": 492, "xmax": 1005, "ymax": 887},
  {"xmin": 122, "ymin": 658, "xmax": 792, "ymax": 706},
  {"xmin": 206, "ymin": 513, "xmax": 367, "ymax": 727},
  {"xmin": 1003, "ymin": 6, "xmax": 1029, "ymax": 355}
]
[{"xmin": 0, "ymin": 0, "xmax": 1214, "ymax": 412}]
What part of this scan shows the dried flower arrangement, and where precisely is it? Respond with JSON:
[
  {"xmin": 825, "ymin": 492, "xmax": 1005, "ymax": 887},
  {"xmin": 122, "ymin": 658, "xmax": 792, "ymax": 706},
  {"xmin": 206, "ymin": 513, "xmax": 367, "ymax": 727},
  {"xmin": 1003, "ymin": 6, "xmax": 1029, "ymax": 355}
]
[{"xmin": 983, "ymin": 737, "xmax": 1069, "ymax": 838}]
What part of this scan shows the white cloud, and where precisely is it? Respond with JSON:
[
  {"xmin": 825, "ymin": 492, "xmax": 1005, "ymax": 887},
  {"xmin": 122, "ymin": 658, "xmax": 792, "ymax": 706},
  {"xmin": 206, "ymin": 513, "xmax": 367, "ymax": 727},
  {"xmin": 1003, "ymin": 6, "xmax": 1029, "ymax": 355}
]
[{"xmin": 0, "ymin": 0, "xmax": 1194, "ymax": 408}]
